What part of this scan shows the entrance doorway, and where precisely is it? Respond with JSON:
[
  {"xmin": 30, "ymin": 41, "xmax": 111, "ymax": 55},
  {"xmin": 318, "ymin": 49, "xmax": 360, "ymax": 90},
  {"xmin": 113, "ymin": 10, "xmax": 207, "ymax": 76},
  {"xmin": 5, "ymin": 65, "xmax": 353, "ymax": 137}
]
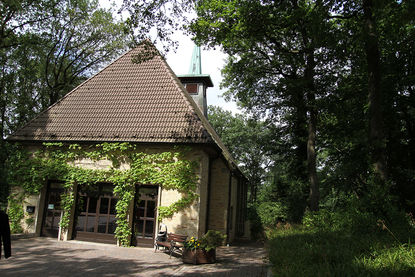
[
  {"xmin": 74, "ymin": 183, "xmax": 118, "ymax": 244},
  {"xmin": 133, "ymin": 186, "xmax": 158, "ymax": 247},
  {"xmin": 42, "ymin": 182, "xmax": 64, "ymax": 237}
]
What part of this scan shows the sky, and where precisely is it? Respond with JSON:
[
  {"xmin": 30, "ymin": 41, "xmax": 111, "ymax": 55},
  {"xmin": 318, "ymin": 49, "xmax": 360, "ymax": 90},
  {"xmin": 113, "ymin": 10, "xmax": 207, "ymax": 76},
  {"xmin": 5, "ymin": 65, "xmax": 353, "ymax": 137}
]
[{"xmin": 99, "ymin": 0, "xmax": 240, "ymax": 114}]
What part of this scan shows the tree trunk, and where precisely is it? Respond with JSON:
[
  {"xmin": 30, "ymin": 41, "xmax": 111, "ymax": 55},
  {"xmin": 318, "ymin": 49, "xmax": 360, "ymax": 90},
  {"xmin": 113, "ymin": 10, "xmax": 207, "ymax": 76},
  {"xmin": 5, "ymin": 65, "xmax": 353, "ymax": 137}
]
[
  {"xmin": 0, "ymin": 54, "xmax": 7, "ymax": 139},
  {"xmin": 249, "ymin": 162, "xmax": 260, "ymax": 202},
  {"xmin": 297, "ymin": 9, "xmax": 320, "ymax": 211},
  {"xmin": 0, "ymin": 56, "xmax": 9, "ymax": 205},
  {"xmin": 292, "ymin": 86, "xmax": 308, "ymax": 184},
  {"xmin": 304, "ymin": 50, "xmax": 320, "ymax": 211},
  {"xmin": 402, "ymin": 87, "xmax": 415, "ymax": 169},
  {"xmin": 49, "ymin": 88, "xmax": 60, "ymax": 107},
  {"xmin": 362, "ymin": 0, "xmax": 387, "ymax": 182}
]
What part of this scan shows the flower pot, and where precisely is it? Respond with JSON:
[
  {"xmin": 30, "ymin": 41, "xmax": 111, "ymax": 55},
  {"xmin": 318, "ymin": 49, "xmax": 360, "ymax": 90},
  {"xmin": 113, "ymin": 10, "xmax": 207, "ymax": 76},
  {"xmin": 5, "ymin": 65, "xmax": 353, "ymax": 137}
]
[{"xmin": 182, "ymin": 248, "xmax": 216, "ymax": 264}]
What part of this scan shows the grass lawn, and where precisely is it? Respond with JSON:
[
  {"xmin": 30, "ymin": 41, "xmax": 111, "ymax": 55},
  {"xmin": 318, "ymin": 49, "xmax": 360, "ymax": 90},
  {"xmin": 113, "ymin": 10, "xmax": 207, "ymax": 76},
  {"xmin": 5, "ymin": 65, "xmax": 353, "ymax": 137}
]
[{"xmin": 267, "ymin": 225, "xmax": 415, "ymax": 276}]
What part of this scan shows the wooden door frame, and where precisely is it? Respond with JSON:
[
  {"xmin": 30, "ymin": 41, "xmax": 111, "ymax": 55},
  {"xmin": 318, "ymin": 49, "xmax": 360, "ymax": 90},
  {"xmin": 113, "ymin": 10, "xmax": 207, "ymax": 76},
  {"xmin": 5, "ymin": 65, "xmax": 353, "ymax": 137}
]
[
  {"xmin": 131, "ymin": 185, "xmax": 158, "ymax": 247},
  {"xmin": 40, "ymin": 181, "xmax": 64, "ymax": 237},
  {"xmin": 73, "ymin": 183, "xmax": 118, "ymax": 244}
]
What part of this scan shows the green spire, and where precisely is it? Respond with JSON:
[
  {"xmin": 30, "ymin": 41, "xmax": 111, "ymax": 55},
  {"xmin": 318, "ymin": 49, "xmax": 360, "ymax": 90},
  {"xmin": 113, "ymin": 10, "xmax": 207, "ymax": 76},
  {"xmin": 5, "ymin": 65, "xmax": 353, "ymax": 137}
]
[{"xmin": 188, "ymin": 45, "xmax": 201, "ymax": 75}]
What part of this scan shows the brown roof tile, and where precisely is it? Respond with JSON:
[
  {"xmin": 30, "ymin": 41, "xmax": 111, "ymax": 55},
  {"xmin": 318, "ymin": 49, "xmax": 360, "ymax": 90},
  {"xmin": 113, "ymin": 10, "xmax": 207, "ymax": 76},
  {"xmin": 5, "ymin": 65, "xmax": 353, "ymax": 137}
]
[{"xmin": 8, "ymin": 41, "xmax": 214, "ymax": 144}]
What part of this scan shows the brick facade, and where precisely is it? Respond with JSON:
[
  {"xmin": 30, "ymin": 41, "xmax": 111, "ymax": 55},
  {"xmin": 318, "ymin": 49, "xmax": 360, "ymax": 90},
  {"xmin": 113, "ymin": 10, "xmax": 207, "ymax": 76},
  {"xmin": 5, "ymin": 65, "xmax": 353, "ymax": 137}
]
[{"xmin": 17, "ymin": 143, "xmax": 245, "ymax": 245}]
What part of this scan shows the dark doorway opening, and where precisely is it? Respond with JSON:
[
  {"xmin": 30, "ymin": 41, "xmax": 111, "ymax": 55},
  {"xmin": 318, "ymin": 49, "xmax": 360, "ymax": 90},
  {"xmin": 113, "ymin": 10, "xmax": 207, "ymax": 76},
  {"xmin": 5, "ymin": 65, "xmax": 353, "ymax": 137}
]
[
  {"xmin": 133, "ymin": 185, "xmax": 158, "ymax": 247},
  {"xmin": 74, "ymin": 183, "xmax": 118, "ymax": 244},
  {"xmin": 41, "ymin": 182, "xmax": 64, "ymax": 238}
]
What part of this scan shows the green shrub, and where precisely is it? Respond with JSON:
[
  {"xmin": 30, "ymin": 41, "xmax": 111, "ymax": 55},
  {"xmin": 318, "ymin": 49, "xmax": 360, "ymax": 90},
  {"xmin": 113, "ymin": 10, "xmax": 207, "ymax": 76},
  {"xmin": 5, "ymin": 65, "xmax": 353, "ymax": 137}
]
[
  {"xmin": 184, "ymin": 230, "xmax": 226, "ymax": 251},
  {"xmin": 267, "ymin": 224, "xmax": 415, "ymax": 276},
  {"xmin": 267, "ymin": 195, "xmax": 415, "ymax": 277},
  {"xmin": 257, "ymin": 201, "xmax": 287, "ymax": 227},
  {"xmin": 302, "ymin": 207, "xmax": 378, "ymax": 235},
  {"xmin": 301, "ymin": 192, "xmax": 413, "ymax": 236},
  {"xmin": 355, "ymin": 244, "xmax": 415, "ymax": 275},
  {"xmin": 247, "ymin": 203, "xmax": 263, "ymax": 241},
  {"xmin": 283, "ymin": 180, "xmax": 308, "ymax": 222},
  {"xmin": 200, "ymin": 230, "xmax": 226, "ymax": 251}
]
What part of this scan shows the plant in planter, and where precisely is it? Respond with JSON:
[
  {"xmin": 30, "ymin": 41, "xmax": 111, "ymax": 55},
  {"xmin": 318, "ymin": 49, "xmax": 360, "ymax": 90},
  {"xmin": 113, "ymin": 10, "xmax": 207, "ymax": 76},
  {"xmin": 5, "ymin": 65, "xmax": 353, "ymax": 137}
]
[{"xmin": 182, "ymin": 230, "xmax": 226, "ymax": 264}]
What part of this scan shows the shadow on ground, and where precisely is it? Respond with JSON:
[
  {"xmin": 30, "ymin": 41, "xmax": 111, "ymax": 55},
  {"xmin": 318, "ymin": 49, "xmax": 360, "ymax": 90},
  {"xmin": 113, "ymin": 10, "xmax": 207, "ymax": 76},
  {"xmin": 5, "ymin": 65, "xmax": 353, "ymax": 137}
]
[
  {"xmin": 0, "ymin": 238, "xmax": 182, "ymax": 277},
  {"xmin": 167, "ymin": 244, "xmax": 269, "ymax": 277},
  {"xmin": 0, "ymin": 237, "xmax": 269, "ymax": 277}
]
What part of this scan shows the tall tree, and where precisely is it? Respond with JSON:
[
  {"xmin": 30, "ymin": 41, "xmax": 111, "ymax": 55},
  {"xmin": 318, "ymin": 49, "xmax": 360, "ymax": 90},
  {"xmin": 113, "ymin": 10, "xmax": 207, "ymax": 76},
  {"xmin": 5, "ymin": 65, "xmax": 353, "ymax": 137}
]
[
  {"xmin": 40, "ymin": 0, "xmax": 129, "ymax": 106},
  {"xmin": 189, "ymin": 0, "xmax": 341, "ymax": 211},
  {"xmin": 100, "ymin": 0, "xmax": 415, "ymax": 214},
  {"xmin": 208, "ymin": 106, "xmax": 274, "ymax": 202},
  {"xmin": 0, "ymin": 0, "xmax": 130, "ymax": 205},
  {"xmin": 1, "ymin": 0, "xmax": 130, "ymax": 136},
  {"xmin": 315, "ymin": 0, "xmax": 415, "ymax": 212},
  {"xmin": 0, "ymin": 0, "xmax": 61, "ymax": 50},
  {"xmin": 362, "ymin": 0, "xmax": 386, "ymax": 183}
]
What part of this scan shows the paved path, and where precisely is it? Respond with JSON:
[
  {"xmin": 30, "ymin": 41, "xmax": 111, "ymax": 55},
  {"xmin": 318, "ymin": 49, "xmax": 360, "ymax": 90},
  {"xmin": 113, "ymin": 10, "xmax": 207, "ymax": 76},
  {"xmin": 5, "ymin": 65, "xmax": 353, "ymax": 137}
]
[{"xmin": 0, "ymin": 237, "xmax": 269, "ymax": 276}]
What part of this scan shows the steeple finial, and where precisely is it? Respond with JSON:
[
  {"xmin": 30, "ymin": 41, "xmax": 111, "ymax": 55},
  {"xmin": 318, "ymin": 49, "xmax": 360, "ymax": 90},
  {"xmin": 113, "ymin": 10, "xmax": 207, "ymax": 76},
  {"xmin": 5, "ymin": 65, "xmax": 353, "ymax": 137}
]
[{"xmin": 188, "ymin": 45, "xmax": 201, "ymax": 75}]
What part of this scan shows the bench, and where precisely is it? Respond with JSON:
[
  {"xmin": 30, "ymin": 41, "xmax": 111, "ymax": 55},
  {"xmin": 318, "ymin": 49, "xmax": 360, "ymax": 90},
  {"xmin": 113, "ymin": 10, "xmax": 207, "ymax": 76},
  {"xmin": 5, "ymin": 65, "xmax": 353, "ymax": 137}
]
[{"xmin": 155, "ymin": 233, "xmax": 187, "ymax": 258}]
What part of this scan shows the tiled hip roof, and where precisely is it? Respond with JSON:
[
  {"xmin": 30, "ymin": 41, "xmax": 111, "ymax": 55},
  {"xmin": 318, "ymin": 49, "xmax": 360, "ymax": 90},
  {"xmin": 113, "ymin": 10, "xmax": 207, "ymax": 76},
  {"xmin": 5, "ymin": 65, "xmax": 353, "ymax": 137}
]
[{"xmin": 8, "ymin": 41, "xmax": 213, "ymax": 144}]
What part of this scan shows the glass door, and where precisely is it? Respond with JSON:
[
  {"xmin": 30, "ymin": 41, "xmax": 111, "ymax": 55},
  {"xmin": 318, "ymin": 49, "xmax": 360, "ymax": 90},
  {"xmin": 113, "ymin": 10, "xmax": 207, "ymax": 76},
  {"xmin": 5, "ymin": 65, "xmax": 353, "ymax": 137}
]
[
  {"xmin": 134, "ymin": 186, "xmax": 158, "ymax": 247},
  {"xmin": 75, "ymin": 183, "xmax": 118, "ymax": 244},
  {"xmin": 42, "ymin": 183, "xmax": 64, "ymax": 237}
]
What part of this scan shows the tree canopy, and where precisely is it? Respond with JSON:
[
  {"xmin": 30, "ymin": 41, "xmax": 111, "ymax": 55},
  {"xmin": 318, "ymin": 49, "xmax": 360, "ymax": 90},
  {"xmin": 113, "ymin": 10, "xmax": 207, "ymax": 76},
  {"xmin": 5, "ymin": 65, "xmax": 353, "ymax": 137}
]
[
  {"xmin": 2, "ymin": 0, "xmax": 415, "ymax": 219},
  {"xmin": 1, "ymin": 0, "xmax": 130, "ymax": 137},
  {"xmin": 208, "ymin": 106, "xmax": 275, "ymax": 201},
  {"xmin": 0, "ymin": 0, "xmax": 131, "ymax": 205},
  {"xmin": 122, "ymin": 0, "xmax": 415, "ymax": 217}
]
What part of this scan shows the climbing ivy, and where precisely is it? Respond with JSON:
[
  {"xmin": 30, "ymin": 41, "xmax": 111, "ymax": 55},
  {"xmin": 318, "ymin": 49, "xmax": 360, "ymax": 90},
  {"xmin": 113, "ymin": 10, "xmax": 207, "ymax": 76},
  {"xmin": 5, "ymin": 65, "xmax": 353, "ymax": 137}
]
[
  {"xmin": 7, "ymin": 193, "xmax": 24, "ymax": 233},
  {"xmin": 7, "ymin": 142, "xmax": 199, "ymax": 246}
]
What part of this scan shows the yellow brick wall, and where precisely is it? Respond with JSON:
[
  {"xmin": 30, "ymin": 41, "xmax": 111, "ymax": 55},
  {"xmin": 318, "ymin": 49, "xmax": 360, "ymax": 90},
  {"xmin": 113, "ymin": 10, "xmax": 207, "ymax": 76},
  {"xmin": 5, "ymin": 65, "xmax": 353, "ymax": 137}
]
[
  {"xmin": 16, "ymin": 144, "xmax": 248, "ymax": 244},
  {"xmin": 158, "ymin": 148, "xmax": 209, "ymax": 239},
  {"xmin": 229, "ymin": 176, "xmax": 238, "ymax": 242},
  {"xmin": 18, "ymin": 144, "xmax": 210, "ymax": 241},
  {"xmin": 207, "ymin": 158, "xmax": 230, "ymax": 235}
]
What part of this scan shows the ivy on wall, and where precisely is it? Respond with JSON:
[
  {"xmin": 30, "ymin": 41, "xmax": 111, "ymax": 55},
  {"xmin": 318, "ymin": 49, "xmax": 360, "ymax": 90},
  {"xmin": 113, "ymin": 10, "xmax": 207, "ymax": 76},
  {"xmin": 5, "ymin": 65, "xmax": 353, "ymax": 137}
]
[
  {"xmin": 7, "ymin": 142, "xmax": 199, "ymax": 246},
  {"xmin": 7, "ymin": 193, "xmax": 25, "ymax": 233}
]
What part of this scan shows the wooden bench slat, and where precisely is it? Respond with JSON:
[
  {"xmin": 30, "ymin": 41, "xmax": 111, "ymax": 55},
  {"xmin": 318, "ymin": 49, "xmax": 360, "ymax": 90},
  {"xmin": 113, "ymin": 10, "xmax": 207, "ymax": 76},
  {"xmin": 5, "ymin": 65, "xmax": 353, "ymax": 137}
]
[{"xmin": 154, "ymin": 233, "xmax": 188, "ymax": 258}]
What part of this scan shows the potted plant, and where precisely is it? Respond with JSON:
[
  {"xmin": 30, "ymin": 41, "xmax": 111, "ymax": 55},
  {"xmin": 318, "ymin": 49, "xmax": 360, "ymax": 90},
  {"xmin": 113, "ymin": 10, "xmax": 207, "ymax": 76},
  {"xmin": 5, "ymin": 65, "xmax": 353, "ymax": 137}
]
[{"xmin": 182, "ymin": 230, "xmax": 226, "ymax": 264}]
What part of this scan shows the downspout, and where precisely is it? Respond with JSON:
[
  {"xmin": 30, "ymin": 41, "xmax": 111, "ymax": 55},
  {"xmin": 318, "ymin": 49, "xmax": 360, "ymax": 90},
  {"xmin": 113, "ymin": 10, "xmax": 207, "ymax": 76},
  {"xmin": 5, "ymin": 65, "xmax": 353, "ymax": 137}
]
[
  {"xmin": 205, "ymin": 157, "xmax": 212, "ymax": 233},
  {"xmin": 156, "ymin": 185, "xmax": 163, "ymax": 235}
]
